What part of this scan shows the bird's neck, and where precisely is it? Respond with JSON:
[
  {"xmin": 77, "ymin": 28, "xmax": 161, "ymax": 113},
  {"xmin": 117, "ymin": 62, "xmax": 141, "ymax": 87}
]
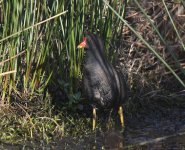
[{"xmin": 84, "ymin": 50, "xmax": 106, "ymax": 66}]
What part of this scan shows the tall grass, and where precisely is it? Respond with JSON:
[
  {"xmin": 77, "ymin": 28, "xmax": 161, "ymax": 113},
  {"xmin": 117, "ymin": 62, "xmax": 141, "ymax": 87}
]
[{"xmin": 0, "ymin": 0, "xmax": 126, "ymax": 105}]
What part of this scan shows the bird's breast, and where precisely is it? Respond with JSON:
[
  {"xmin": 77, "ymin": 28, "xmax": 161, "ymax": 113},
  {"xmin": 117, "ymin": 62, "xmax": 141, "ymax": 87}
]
[{"xmin": 82, "ymin": 61, "xmax": 118, "ymax": 108}]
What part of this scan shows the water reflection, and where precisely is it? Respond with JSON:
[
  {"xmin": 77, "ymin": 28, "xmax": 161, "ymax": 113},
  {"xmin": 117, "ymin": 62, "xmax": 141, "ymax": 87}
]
[{"xmin": 1, "ymin": 131, "xmax": 185, "ymax": 149}]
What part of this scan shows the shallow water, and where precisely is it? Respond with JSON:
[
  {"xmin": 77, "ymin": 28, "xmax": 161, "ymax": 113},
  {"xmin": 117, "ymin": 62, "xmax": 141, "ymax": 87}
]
[{"xmin": 1, "ymin": 107, "xmax": 185, "ymax": 149}]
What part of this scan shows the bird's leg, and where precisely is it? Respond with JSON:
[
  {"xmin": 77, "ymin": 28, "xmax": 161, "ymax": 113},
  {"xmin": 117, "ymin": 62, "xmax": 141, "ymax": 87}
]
[
  {"xmin": 107, "ymin": 109, "xmax": 113, "ymax": 129},
  {"xmin": 118, "ymin": 106, "xmax": 124, "ymax": 128},
  {"xmin": 93, "ymin": 107, "xmax": 96, "ymax": 130}
]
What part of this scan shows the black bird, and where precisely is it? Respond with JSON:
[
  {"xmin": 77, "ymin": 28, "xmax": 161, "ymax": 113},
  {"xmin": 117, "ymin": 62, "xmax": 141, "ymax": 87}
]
[{"xmin": 77, "ymin": 33, "xmax": 127, "ymax": 130}]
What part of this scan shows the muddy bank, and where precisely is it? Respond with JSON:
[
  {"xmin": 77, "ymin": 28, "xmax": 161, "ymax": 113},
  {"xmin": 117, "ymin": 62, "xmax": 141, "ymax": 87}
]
[{"xmin": 1, "ymin": 106, "xmax": 185, "ymax": 149}]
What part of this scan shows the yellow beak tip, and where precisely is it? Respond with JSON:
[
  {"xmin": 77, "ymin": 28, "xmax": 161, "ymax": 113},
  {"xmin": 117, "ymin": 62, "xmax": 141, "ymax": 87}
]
[{"xmin": 77, "ymin": 45, "xmax": 82, "ymax": 49}]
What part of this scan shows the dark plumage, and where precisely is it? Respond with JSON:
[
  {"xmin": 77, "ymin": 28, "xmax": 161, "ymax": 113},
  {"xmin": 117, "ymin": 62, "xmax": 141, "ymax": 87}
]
[{"xmin": 77, "ymin": 33, "xmax": 127, "ymax": 129}]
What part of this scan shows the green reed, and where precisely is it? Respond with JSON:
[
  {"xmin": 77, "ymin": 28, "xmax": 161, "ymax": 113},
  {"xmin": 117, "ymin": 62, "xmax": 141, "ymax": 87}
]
[{"xmin": 0, "ymin": 0, "xmax": 126, "ymax": 104}]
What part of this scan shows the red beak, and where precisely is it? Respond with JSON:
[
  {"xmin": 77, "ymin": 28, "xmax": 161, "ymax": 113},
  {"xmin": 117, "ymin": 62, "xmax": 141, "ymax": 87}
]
[{"xmin": 77, "ymin": 37, "xmax": 87, "ymax": 49}]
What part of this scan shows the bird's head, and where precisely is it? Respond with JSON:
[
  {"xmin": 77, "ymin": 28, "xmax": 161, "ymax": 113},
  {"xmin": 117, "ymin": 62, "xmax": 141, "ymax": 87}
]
[
  {"xmin": 77, "ymin": 37, "xmax": 88, "ymax": 49},
  {"xmin": 77, "ymin": 33, "xmax": 105, "ymax": 54}
]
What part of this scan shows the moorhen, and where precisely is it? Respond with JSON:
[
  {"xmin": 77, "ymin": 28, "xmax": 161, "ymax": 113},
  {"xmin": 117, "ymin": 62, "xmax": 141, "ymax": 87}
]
[{"xmin": 77, "ymin": 33, "xmax": 127, "ymax": 130}]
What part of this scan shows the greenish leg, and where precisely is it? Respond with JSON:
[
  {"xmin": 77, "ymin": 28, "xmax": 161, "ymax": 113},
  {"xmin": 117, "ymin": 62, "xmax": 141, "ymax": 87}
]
[
  {"xmin": 93, "ymin": 107, "xmax": 96, "ymax": 130},
  {"xmin": 118, "ymin": 106, "xmax": 124, "ymax": 128}
]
